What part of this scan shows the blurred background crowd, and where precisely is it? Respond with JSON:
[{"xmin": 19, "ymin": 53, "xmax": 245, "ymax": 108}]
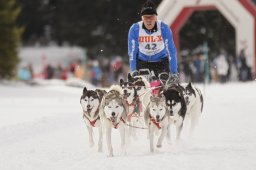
[{"xmin": 18, "ymin": 47, "xmax": 252, "ymax": 87}]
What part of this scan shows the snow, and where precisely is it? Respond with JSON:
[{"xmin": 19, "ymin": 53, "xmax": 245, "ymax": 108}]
[{"xmin": 0, "ymin": 81, "xmax": 256, "ymax": 170}]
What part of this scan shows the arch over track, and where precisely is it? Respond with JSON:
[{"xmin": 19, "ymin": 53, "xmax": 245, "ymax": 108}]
[{"xmin": 158, "ymin": 0, "xmax": 256, "ymax": 72}]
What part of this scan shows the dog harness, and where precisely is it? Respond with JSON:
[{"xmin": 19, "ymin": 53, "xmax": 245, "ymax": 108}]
[
  {"xmin": 110, "ymin": 117, "xmax": 126, "ymax": 129},
  {"xmin": 148, "ymin": 114, "xmax": 161, "ymax": 129},
  {"xmin": 126, "ymin": 97, "xmax": 142, "ymax": 122},
  {"xmin": 83, "ymin": 108, "xmax": 100, "ymax": 127}
]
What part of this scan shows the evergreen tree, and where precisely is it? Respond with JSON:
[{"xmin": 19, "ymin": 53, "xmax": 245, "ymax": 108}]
[
  {"xmin": 48, "ymin": 0, "xmax": 155, "ymax": 57},
  {"xmin": 0, "ymin": 0, "xmax": 23, "ymax": 79}
]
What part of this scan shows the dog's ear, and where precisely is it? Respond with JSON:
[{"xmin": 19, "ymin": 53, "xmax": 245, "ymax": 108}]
[
  {"xmin": 187, "ymin": 83, "xmax": 196, "ymax": 97},
  {"xmin": 99, "ymin": 95, "xmax": 106, "ymax": 119},
  {"xmin": 128, "ymin": 73, "xmax": 134, "ymax": 82},
  {"xmin": 83, "ymin": 87, "xmax": 87, "ymax": 94},
  {"xmin": 187, "ymin": 82, "xmax": 194, "ymax": 91},
  {"xmin": 119, "ymin": 79, "xmax": 125, "ymax": 86},
  {"xmin": 178, "ymin": 83, "xmax": 185, "ymax": 92},
  {"xmin": 150, "ymin": 95, "xmax": 157, "ymax": 102},
  {"xmin": 179, "ymin": 93, "xmax": 187, "ymax": 119},
  {"xmin": 95, "ymin": 89, "xmax": 105, "ymax": 101}
]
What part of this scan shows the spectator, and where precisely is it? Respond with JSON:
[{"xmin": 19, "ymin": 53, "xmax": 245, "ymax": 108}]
[
  {"xmin": 18, "ymin": 66, "xmax": 31, "ymax": 82},
  {"xmin": 112, "ymin": 57, "xmax": 123, "ymax": 82},
  {"xmin": 74, "ymin": 60, "xmax": 84, "ymax": 79},
  {"xmin": 215, "ymin": 53, "xmax": 229, "ymax": 83},
  {"xmin": 91, "ymin": 60, "xmax": 102, "ymax": 86},
  {"xmin": 194, "ymin": 54, "xmax": 202, "ymax": 82},
  {"xmin": 54, "ymin": 64, "xmax": 63, "ymax": 79},
  {"xmin": 45, "ymin": 64, "xmax": 54, "ymax": 79},
  {"xmin": 27, "ymin": 63, "xmax": 34, "ymax": 79},
  {"xmin": 238, "ymin": 49, "xmax": 252, "ymax": 81}
]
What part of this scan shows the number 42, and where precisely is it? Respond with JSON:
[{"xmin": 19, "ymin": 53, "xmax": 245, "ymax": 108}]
[{"xmin": 145, "ymin": 43, "xmax": 157, "ymax": 50}]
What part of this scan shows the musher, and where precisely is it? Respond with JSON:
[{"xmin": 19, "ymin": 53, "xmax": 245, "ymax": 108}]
[{"xmin": 128, "ymin": 0, "xmax": 179, "ymax": 85}]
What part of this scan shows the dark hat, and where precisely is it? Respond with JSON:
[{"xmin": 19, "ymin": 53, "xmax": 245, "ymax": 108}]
[{"xmin": 140, "ymin": 1, "xmax": 158, "ymax": 16}]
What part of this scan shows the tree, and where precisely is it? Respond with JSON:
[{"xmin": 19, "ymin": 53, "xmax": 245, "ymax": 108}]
[
  {"xmin": 16, "ymin": 0, "xmax": 162, "ymax": 58},
  {"xmin": 0, "ymin": 0, "xmax": 23, "ymax": 79},
  {"xmin": 48, "ymin": 0, "xmax": 161, "ymax": 57}
]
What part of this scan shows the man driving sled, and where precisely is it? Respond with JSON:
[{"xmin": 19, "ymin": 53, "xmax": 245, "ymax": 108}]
[{"xmin": 128, "ymin": 0, "xmax": 179, "ymax": 85}]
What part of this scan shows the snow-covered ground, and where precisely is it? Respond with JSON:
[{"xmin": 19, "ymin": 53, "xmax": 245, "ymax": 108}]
[{"xmin": 0, "ymin": 81, "xmax": 256, "ymax": 170}]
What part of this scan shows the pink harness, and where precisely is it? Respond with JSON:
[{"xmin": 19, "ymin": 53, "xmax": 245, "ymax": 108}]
[{"xmin": 150, "ymin": 80, "xmax": 161, "ymax": 96}]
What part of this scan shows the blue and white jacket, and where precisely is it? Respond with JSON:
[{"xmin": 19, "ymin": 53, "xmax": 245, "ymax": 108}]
[{"xmin": 128, "ymin": 21, "xmax": 178, "ymax": 74}]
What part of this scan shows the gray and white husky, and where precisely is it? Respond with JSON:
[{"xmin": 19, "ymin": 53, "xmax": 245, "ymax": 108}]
[
  {"xmin": 80, "ymin": 87, "xmax": 106, "ymax": 152},
  {"xmin": 144, "ymin": 95, "xmax": 169, "ymax": 152},
  {"xmin": 120, "ymin": 78, "xmax": 142, "ymax": 140},
  {"xmin": 99, "ymin": 85, "xmax": 127, "ymax": 157},
  {"xmin": 127, "ymin": 73, "xmax": 151, "ymax": 113}
]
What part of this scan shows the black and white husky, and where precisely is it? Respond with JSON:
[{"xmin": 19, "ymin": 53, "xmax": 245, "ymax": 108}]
[
  {"xmin": 163, "ymin": 85, "xmax": 187, "ymax": 140},
  {"xmin": 144, "ymin": 95, "xmax": 169, "ymax": 152},
  {"xmin": 80, "ymin": 87, "xmax": 106, "ymax": 152},
  {"xmin": 99, "ymin": 85, "xmax": 127, "ymax": 157},
  {"xmin": 180, "ymin": 83, "xmax": 204, "ymax": 134}
]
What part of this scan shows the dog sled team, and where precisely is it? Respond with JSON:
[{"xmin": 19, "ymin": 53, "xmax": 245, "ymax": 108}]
[
  {"xmin": 80, "ymin": 0, "xmax": 205, "ymax": 157},
  {"xmin": 80, "ymin": 70, "xmax": 204, "ymax": 157}
]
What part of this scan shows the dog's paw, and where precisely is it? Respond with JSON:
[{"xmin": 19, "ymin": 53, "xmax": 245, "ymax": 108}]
[{"xmin": 156, "ymin": 144, "xmax": 162, "ymax": 148}]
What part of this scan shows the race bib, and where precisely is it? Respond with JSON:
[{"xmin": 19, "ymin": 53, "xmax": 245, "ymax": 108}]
[{"xmin": 138, "ymin": 21, "xmax": 165, "ymax": 56}]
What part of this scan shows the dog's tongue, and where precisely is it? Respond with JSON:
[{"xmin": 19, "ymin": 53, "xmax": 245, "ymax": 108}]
[
  {"xmin": 87, "ymin": 109, "xmax": 92, "ymax": 116},
  {"xmin": 123, "ymin": 93, "xmax": 130, "ymax": 99}
]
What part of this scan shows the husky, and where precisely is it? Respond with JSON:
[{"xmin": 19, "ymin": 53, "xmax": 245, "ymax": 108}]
[
  {"xmin": 120, "ymin": 78, "xmax": 143, "ymax": 139},
  {"xmin": 99, "ymin": 85, "xmax": 127, "ymax": 157},
  {"xmin": 180, "ymin": 83, "xmax": 204, "ymax": 135},
  {"xmin": 80, "ymin": 87, "xmax": 106, "ymax": 152},
  {"xmin": 127, "ymin": 73, "xmax": 151, "ymax": 112},
  {"xmin": 144, "ymin": 95, "xmax": 169, "ymax": 152},
  {"xmin": 163, "ymin": 84, "xmax": 187, "ymax": 140}
]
